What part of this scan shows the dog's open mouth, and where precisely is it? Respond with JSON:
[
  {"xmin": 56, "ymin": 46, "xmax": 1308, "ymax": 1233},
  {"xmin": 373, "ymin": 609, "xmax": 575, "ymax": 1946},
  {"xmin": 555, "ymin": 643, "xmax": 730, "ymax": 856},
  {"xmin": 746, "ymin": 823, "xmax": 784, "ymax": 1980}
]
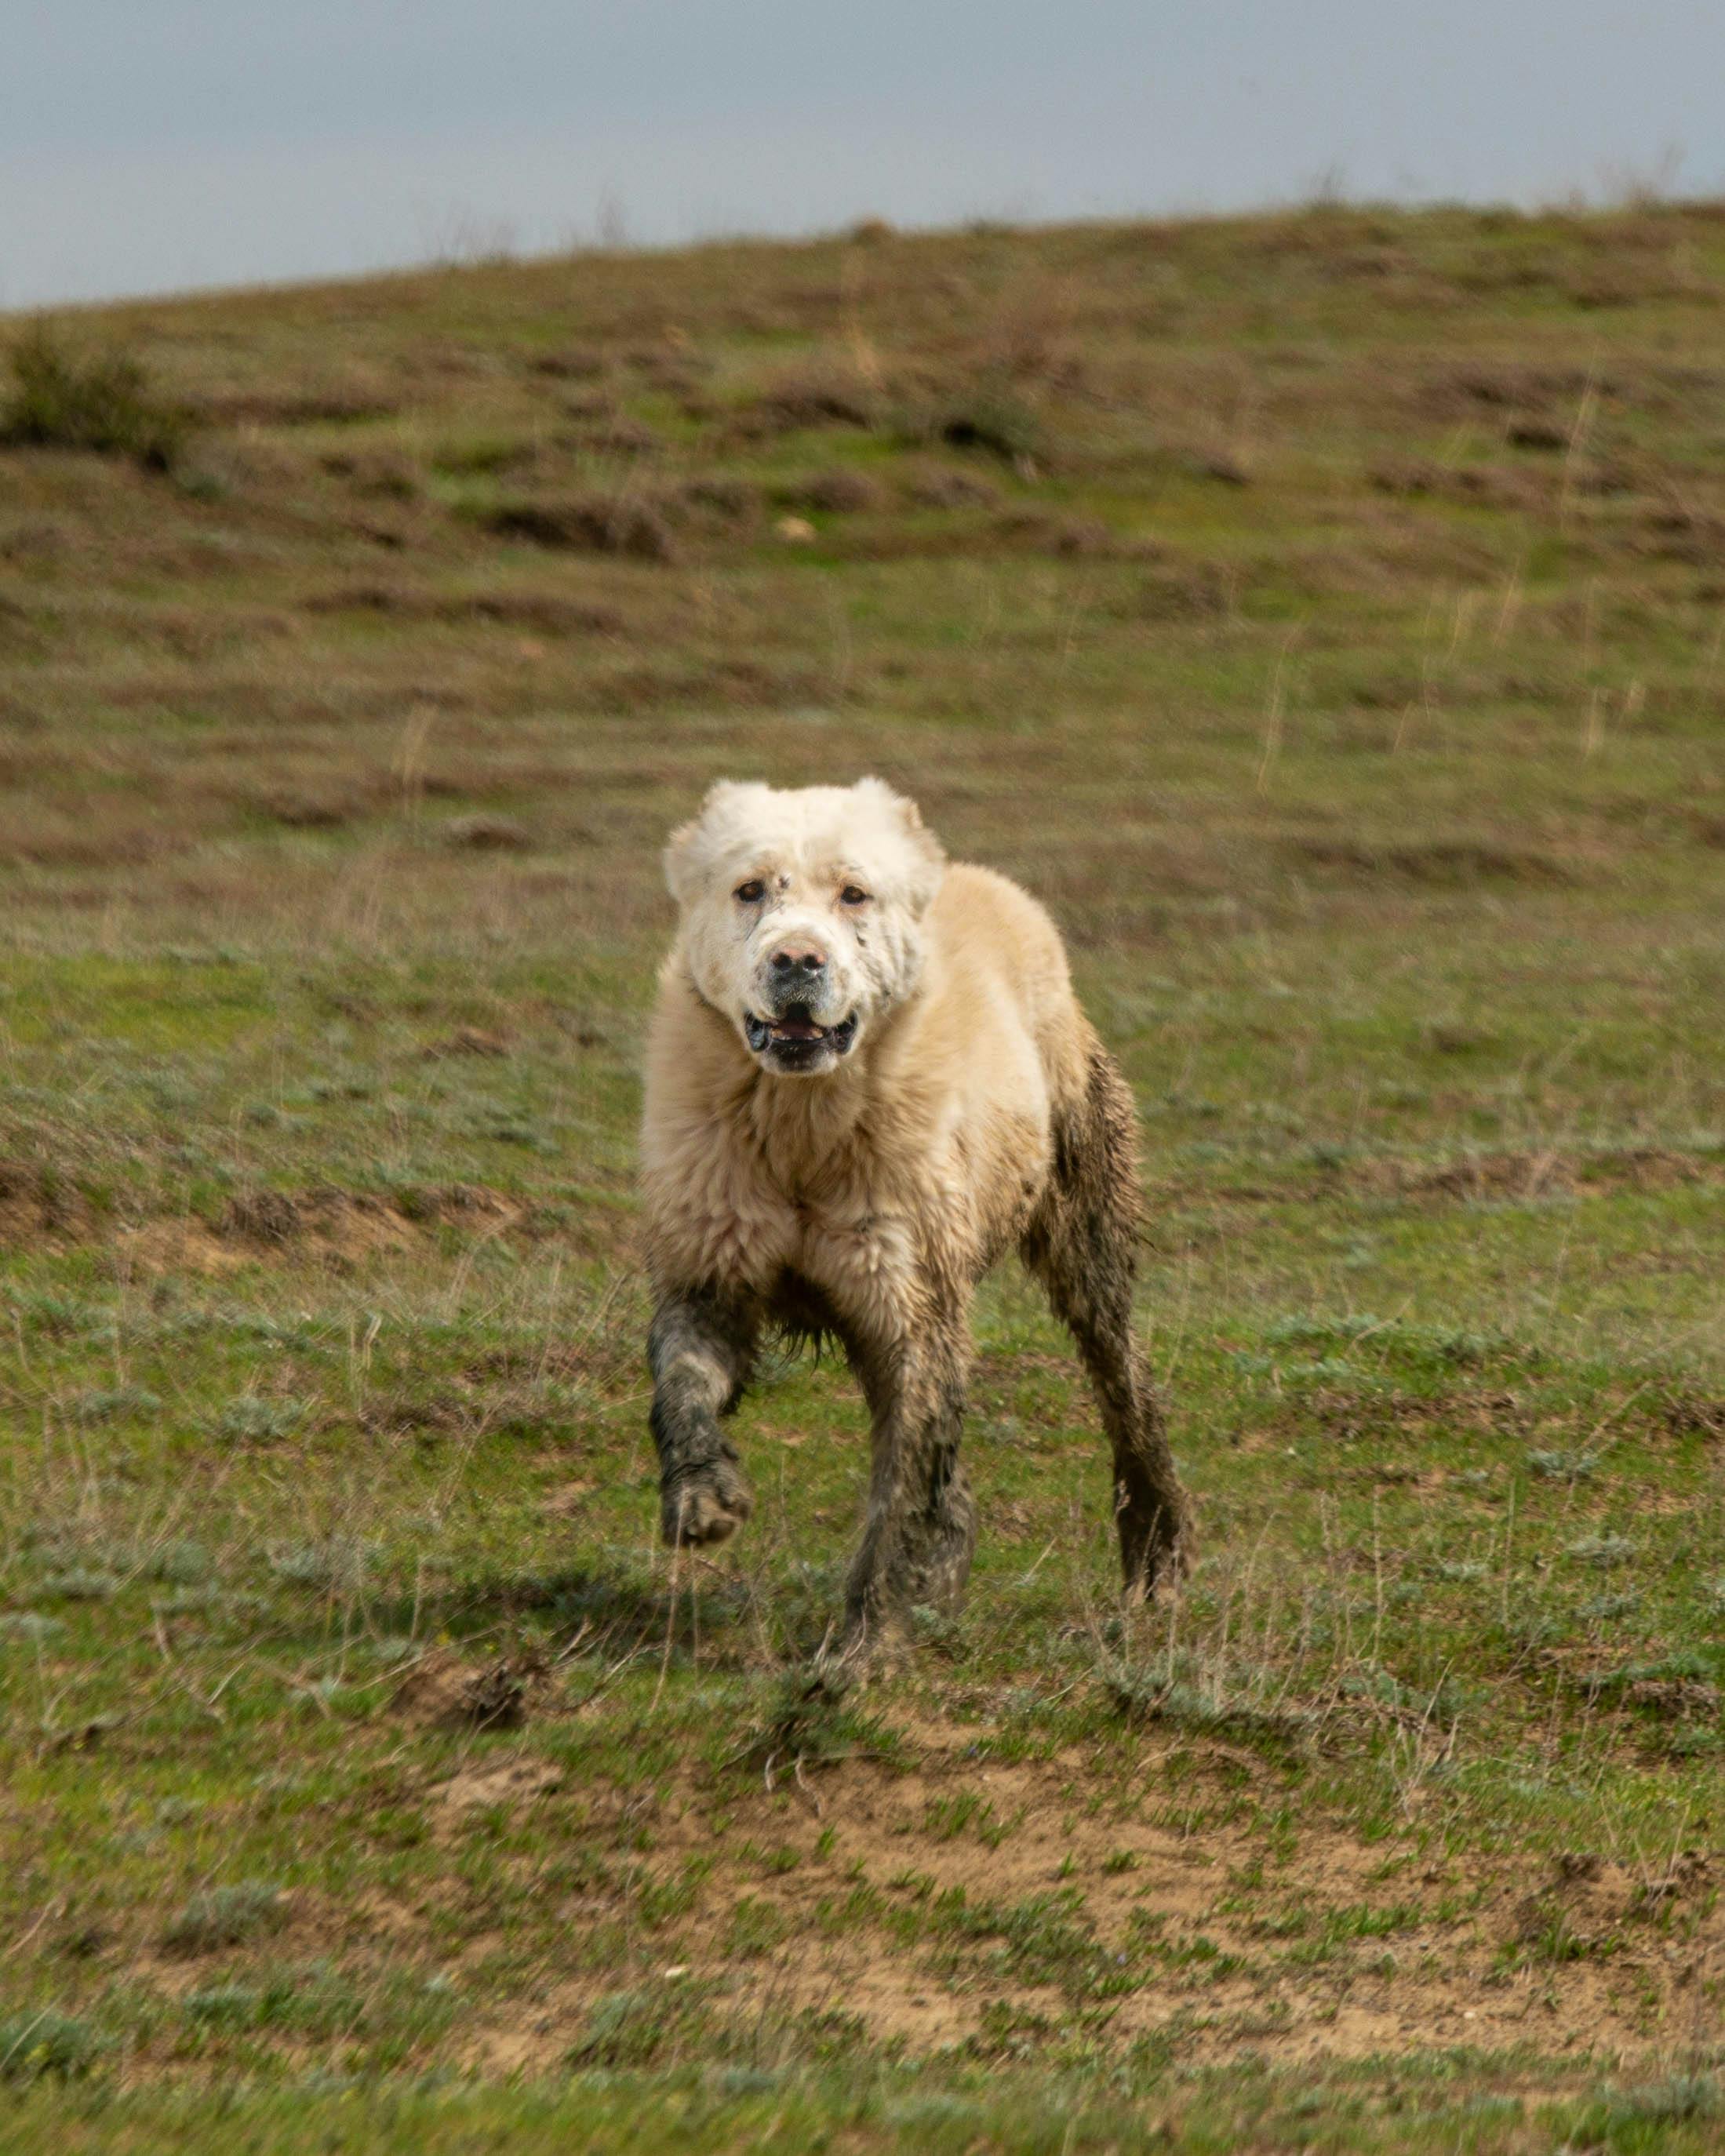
[{"xmin": 744, "ymin": 1006, "xmax": 859, "ymax": 1060}]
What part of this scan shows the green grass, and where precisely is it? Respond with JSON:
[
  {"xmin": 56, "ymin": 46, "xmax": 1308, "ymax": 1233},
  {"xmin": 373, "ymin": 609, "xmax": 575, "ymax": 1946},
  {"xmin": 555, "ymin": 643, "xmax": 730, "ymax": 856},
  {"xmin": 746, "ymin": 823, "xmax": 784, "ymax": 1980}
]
[
  {"xmin": 3, "ymin": 202, "xmax": 1725, "ymax": 2144},
  {"xmin": 13, "ymin": 2060, "xmax": 1725, "ymax": 2154}
]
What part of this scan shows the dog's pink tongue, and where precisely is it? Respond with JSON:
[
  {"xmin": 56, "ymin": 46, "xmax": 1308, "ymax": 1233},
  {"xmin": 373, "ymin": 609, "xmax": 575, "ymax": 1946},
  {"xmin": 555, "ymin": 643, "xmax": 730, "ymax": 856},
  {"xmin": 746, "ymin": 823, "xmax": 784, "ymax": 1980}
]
[{"xmin": 773, "ymin": 1016, "xmax": 823, "ymax": 1039}]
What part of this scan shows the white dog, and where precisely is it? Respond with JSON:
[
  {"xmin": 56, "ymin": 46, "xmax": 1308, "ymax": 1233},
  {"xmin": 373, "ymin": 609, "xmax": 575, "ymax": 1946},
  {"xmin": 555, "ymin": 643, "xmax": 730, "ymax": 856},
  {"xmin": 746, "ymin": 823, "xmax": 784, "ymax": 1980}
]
[{"xmin": 640, "ymin": 778, "xmax": 1190, "ymax": 1658}]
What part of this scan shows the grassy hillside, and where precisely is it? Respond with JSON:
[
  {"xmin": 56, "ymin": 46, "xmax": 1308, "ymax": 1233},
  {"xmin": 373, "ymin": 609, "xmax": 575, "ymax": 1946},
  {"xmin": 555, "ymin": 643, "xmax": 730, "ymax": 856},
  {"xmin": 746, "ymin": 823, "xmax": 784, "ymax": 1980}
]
[{"xmin": 3, "ymin": 202, "xmax": 1725, "ymax": 2150}]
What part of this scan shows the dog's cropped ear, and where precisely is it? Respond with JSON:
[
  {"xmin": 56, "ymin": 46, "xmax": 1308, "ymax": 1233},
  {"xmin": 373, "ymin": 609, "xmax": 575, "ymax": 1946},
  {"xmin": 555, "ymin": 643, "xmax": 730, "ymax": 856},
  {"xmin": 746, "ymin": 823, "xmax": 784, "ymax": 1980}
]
[
  {"xmin": 856, "ymin": 776, "xmax": 946, "ymax": 913},
  {"xmin": 663, "ymin": 780, "xmax": 745, "ymax": 907}
]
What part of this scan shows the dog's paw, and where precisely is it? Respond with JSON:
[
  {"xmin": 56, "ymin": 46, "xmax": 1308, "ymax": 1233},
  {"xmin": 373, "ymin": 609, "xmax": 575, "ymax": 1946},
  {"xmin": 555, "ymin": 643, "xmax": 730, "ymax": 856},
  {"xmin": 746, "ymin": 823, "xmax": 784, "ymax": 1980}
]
[{"xmin": 661, "ymin": 1458, "xmax": 754, "ymax": 1547}]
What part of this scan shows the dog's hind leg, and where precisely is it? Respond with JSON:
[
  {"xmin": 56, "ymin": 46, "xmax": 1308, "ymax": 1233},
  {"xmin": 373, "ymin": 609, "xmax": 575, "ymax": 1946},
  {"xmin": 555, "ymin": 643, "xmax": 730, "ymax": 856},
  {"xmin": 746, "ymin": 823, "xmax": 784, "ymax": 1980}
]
[
  {"xmin": 1021, "ymin": 1039, "xmax": 1192, "ymax": 1596},
  {"xmin": 648, "ymin": 1289, "xmax": 761, "ymax": 1547}
]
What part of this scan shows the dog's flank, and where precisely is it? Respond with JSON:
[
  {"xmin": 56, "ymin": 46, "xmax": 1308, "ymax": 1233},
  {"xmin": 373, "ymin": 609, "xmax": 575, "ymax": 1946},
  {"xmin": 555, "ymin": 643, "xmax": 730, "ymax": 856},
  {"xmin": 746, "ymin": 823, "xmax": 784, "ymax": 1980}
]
[{"xmin": 639, "ymin": 776, "xmax": 1192, "ymax": 1661}]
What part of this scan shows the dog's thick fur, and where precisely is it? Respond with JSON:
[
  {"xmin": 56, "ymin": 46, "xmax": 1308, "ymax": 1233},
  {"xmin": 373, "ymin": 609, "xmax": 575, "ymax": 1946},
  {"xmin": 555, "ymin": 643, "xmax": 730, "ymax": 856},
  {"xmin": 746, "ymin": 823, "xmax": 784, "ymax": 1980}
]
[{"xmin": 641, "ymin": 777, "xmax": 1191, "ymax": 1656}]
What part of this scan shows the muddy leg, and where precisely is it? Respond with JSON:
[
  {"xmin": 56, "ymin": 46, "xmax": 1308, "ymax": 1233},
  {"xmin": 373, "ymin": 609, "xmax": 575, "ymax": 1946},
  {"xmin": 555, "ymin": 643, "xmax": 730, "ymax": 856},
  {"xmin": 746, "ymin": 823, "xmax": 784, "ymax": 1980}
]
[
  {"xmin": 838, "ymin": 1314, "xmax": 976, "ymax": 1659},
  {"xmin": 647, "ymin": 1289, "xmax": 759, "ymax": 1547},
  {"xmin": 1022, "ymin": 1044, "xmax": 1192, "ymax": 1595}
]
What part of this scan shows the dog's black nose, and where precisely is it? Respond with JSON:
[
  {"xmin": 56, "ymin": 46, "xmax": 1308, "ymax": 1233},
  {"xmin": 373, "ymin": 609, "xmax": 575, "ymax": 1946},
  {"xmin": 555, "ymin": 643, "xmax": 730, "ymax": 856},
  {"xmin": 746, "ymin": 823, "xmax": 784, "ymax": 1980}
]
[{"xmin": 770, "ymin": 943, "xmax": 826, "ymax": 976}]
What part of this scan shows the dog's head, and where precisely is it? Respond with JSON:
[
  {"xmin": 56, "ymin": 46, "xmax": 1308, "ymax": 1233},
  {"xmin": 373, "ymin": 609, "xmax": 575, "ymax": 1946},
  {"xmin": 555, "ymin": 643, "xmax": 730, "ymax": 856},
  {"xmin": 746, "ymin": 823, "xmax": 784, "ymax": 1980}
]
[{"xmin": 664, "ymin": 777, "xmax": 946, "ymax": 1077}]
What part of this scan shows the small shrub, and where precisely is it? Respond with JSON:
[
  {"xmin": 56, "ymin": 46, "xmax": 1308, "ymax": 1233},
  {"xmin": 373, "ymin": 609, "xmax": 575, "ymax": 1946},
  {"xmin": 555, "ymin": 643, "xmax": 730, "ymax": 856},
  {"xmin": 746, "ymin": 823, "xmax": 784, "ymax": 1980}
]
[
  {"xmin": 1583, "ymin": 1651, "xmax": 1716, "ymax": 1702},
  {"xmin": 567, "ymin": 1980, "xmax": 714, "ymax": 2067},
  {"xmin": 1599, "ymin": 2074, "xmax": 1721, "ymax": 2127},
  {"xmin": 38, "ymin": 1569, "xmax": 118, "ymax": 1603},
  {"xmin": 162, "ymin": 1881, "xmax": 286, "ymax": 1953},
  {"xmin": 1529, "ymin": 1448, "xmax": 1599, "ymax": 1482},
  {"xmin": 0, "ymin": 2009, "xmax": 106, "ymax": 2081},
  {"xmin": 742, "ymin": 361, "xmax": 878, "ymax": 434},
  {"xmin": 1567, "ymin": 1533, "xmax": 1637, "ymax": 1569},
  {"xmin": 902, "ymin": 460, "xmax": 1001, "ymax": 508},
  {"xmin": 673, "ymin": 475, "xmax": 761, "ymax": 529},
  {"xmin": 1, "ymin": 325, "xmax": 186, "ymax": 469},
  {"xmin": 218, "ymin": 1396, "xmax": 307, "ymax": 1443},
  {"xmin": 1102, "ymin": 1663, "xmax": 1313, "ymax": 1749},
  {"xmin": 777, "ymin": 467, "xmax": 890, "ymax": 514},
  {"xmin": 147, "ymin": 1539, "xmax": 213, "ymax": 1586},
  {"xmin": 71, "ymin": 1385, "xmax": 162, "ymax": 1423},
  {"xmin": 485, "ymin": 493, "xmax": 676, "ymax": 560},
  {"xmin": 267, "ymin": 1537, "xmax": 370, "ymax": 1593},
  {"xmin": 900, "ymin": 384, "xmax": 1043, "ymax": 467},
  {"xmin": 183, "ymin": 1982, "xmax": 267, "ymax": 2028}
]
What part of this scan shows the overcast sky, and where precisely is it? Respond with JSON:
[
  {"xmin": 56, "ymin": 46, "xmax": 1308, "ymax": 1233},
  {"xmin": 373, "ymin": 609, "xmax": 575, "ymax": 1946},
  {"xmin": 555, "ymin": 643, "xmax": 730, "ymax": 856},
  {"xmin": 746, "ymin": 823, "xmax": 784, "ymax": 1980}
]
[{"xmin": 4, "ymin": 1, "xmax": 1723, "ymax": 309}]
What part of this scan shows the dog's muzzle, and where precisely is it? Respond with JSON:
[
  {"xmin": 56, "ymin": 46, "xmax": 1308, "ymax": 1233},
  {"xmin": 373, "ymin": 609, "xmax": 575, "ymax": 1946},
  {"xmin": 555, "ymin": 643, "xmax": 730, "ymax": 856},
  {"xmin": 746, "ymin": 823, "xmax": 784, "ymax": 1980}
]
[{"xmin": 744, "ymin": 1002, "xmax": 859, "ymax": 1069}]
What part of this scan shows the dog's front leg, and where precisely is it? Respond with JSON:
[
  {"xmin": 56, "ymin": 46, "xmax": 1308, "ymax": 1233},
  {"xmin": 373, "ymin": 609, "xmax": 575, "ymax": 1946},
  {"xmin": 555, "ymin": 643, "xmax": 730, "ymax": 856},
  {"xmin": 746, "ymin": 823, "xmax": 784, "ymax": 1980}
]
[
  {"xmin": 839, "ymin": 1311, "xmax": 975, "ymax": 1659},
  {"xmin": 647, "ymin": 1289, "xmax": 759, "ymax": 1547}
]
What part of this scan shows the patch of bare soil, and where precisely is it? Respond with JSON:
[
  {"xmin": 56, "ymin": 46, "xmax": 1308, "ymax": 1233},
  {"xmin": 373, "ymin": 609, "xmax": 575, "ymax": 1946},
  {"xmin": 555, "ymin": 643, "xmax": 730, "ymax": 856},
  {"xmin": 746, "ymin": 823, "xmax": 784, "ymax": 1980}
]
[
  {"xmin": 457, "ymin": 1718, "xmax": 1723, "ymax": 2072},
  {"xmin": 96, "ymin": 1183, "xmax": 530, "ymax": 1274},
  {"xmin": 2, "ymin": 1172, "xmax": 537, "ymax": 1267},
  {"xmin": 437, "ymin": 1756, "xmax": 565, "ymax": 1816},
  {"xmin": 0, "ymin": 1162, "xmax": 94, "ymax": 1249},
  {"xmin": 392, "ymin": 1649, "xmax": 542, "ymax": 1735}
]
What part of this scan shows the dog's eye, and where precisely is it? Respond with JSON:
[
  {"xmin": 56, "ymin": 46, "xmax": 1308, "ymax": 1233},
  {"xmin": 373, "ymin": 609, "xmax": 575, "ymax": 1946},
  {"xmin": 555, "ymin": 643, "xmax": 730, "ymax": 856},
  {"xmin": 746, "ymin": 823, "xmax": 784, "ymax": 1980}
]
[
  {"xmin": 734, "ymin": 879, "xmax": 766, "ymax": 903},
  {"xmin": 839, "ymin": 885, "xmax": 870, "ymax": 907}
]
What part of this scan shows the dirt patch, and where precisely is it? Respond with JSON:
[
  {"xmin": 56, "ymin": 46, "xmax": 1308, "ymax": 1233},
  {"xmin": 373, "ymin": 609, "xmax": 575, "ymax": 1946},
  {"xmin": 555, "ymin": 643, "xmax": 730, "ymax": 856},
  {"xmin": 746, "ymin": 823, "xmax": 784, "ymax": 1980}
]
[
  {"xmin": 221, "ymin": 1188, "xmax": 416, "ymax": 1263},
  {"xmin": 421, "ymin": 1025, "xmax": 511, "ymax": 1058},
  {"xmin": 0, "ymin": 1162, "xmax": 95, "ymax": 1250},
  {"xmin": 64, "ymin": 1183, "xmax": 537, "ymax": 1274},
  {"xmin": 541, "ymin": 1478, "xmax": 597, "ymax": 1520},
  {"xmin": 456, "ymin": 1716, "xmax": 1723, "ymax": 2073},
  {"xmin": 392, "ymin": 1650, "xmax": 539, "ymax": 1733},
  {"xmin": 111, "ymin": 1190, "xmax": 534, "ymax": 1267},
  {"xmin": 436, "ymin": 1756, "xmax": 564, "ymax": 1816},
  {"xmin": 118, "ymin": 1217, "xmax": 250, "ymax": 1276}
]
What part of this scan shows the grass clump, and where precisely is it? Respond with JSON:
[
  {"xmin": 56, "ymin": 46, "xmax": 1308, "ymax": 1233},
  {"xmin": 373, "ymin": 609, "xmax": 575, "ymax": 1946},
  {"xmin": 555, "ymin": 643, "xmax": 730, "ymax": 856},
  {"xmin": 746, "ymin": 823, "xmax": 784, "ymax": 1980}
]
[
  {"xmin": 566, "ymin": 1980, "xmax": 716, "ymax": 2068},
  {"xmin": 1100, "ymin": 1660, "xmax": 1314, "ymax": 1751},
  {"xmin": 38, "ymin": 1569, "xmax": 119, "ymax": 1602},
  {"xmin": 71, "ymin": 1385, "xmax": 162, "ymax": 1423},
  {"xmin": 162, "ymin": 1882, "xmax": 286, "ymax": 1954},
  {"xmin": 0, "ymin": 325, "xmax": 186, "ymax": 469},
  {"xmin": 266, "ymin": 1537, "xmax": 369, "ymax": 1592},
  {"xmin": 0, "ymin": 2011, "xmax": 106, "ymax": 2081},
  {"xmin": 217, "ymin": 1396, "xmax": 308, "ymax": 1443},
  {"xmin": 1528, "ymin": 1447, "xmax": 1599, "ymax": 1482},
  {"xmin": 902, "ymin": 383, "xmax": 1045, "ymax": 467},
  {"xmin": 1591, "ymin": 2073, "xmax": 1723, "ymax": 2130}
]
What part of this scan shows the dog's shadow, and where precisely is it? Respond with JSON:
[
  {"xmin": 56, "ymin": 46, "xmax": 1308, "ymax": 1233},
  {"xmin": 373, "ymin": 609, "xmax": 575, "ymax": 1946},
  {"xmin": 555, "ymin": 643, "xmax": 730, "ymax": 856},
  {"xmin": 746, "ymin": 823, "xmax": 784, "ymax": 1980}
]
[{"xmin": 358, "ymin": 1558, "xmax": 829, "ymax": 1667}]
